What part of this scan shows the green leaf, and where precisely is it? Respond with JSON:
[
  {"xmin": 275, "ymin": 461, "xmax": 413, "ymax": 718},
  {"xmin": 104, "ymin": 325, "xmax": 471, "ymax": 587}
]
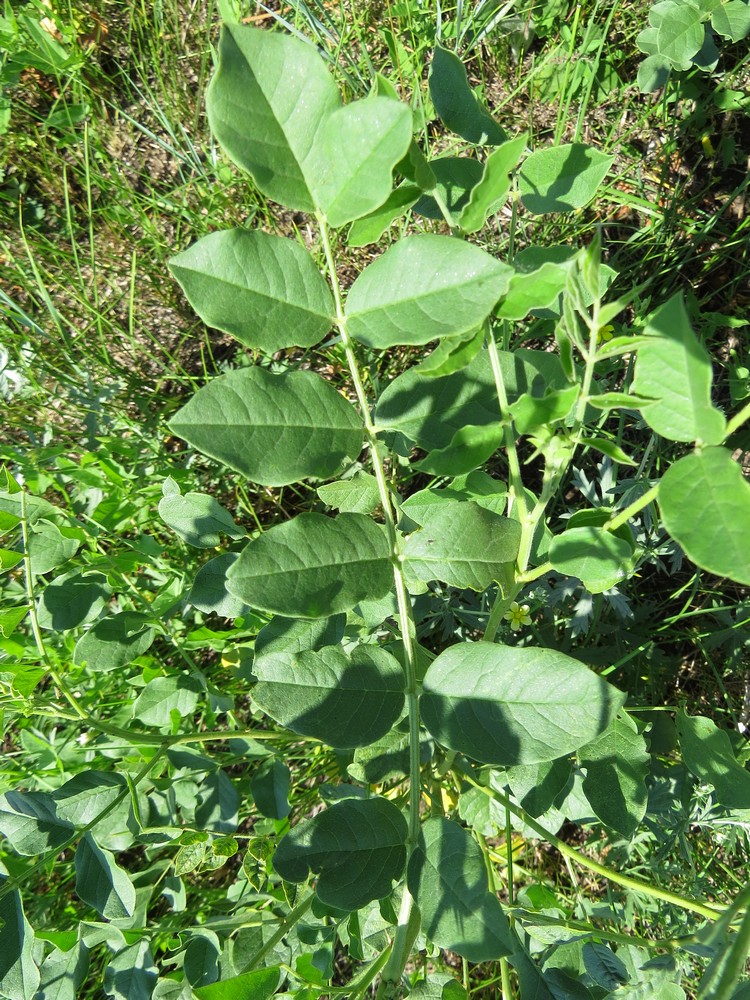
[
  {"xmin": 404, "ymin": 501, "xmax": 520, "ymax": 590},
  {"xmin": 38, "ymin": 943, "xmax": 89, "ymax": 1000},
  {"xmin": 132, "ymin": 674, "xmax": 203, "ymax": 727},
  {"xmin": 0, "ymin": 548, "xmax": 24, "ymax": 572},
  {"xmin": 407, "ymin": 817, "xmax": 514, "ymax": 962},
  {"xmin": 413, "ymin": 156, "xmax": 483, "ymax": 220},
  {"xmin": 659, "ymin": 447, "xmax": 750, "ymax": 585},
  {"xmin": 0, "ymin": 878, "xmax": 40, "ymax": 1000},
  {"xmin": 273, "ymin": 798, "xmax": 407, "ymax": 910},
  {"xmin": 36, "ymin": 570, "xmax": 111, "ymax": 631},
  {"xmin": 253, "ymin": 642, "xmax": 404, "ymax": 748},
  {"xmin": 227, "ymin": 513, "xmax": 392, "ymax": 619},
  {"xmin": 347, "ymin": 183, "xmax": 421, "ymax": 247},
  {"xmin": 578, "ymin": 712, "xmax": 649, "ymax": 837},
  {"xmin": 414, "ymin": 424, "xmax": 503, "ymax": 477},
  {"xmin": 189, "ymin": 553, "xmax": 249, "ymax": 618},
  {"xmin": 75, "ymin": 832, "xmax": 136, "ymax": 919},
  {"xmin": 193, "ymin": 967, "xmax": 281, "ymax": 1000},
  {"xmin": 348, "ymin": 727, "xmax": 433, "ymax": 784},
  {"xmin": 52, "ymin": 772, "xmax": 127, "ymax": 827},
  {"xmin": 195, "ymin": 769, "xmax": 240, "ymax": 833},
  {"xmin": 410, "ymin": 974, "xmax": 467, "ymax": 1000},
  {"xmin": 317, "ymin": 472, "xmax": 380, "ymax": 513},
  {"xmin": 712, "ymin": 1, "xmax": 750, "ymax": 41},
  {"xmin": 458, "ymin": 135, "xmax": 527, "ymax": 233},
  {"xmin": 73, "ymin": 613, "xmax": 155, "ymax": 670},
  {"xmin": 27, "ymin": 521, "xmax": 79, "ymax": 576},
  {"xmin": 519, "ymin": 143, "xmax": 614, "ymax": 214},
  {"xmin": 412, "ymin": 328, "xmax": 485, "ymax": 378},
  {"xmin": 345, "ymin": 234, "xmax": 511, "ymax": 349},
  {"xmin": 375, "ymin": 348, "xmax": 566, "ymax": 451},
  {"xmin": 657, "ymin": 2, "xmax": 705, "ymax": 68},
  {"xmin": 184, "ymin": 931, "xmax": 220, "ymax": 988},
  {"xmin": 510, "ymin": 386, "xmax": 579, "ymax": 435},
  {"xmin": 103, "ymin": 941, "xmax": 157, "ymax": 1000},
  {"xmin": 206, "ymin": 24, "xmax": 339, "ymax": 212},
  {"xmin": 583, "ymin": 943, "xmax": 629, "ymax": 990},
  {"xmin": 458, "ymin": 785, "xmax": 504, "ymax": 836},
  {"xmin": 206, "ymin": 25, "xmax": 411, "ymax": 223},
  {"xmin": 676, "ymin": 709, "xmax": 750, "ymax": 808},
  {"xmin": 421, "ymin": 642, "xmax": 625, "ymax": 765},
  {"xmin": 254, "ymin": 613, "xmax": 346, "ymax": 661},
  {"xmin": 548, "ymin": 526, "xmax": 635, "ymax": 594},
  {"xmin": 0, "ymin": 791, "xmax": 73, "ymax": 856},
  {"xmin": 632, "ymin": 294, "xmax": 726, "ymax": 444},
  {"xmin": 169, "ymin": 367, "xmax": 364, "ymax": 487},
  {"xmin": 169, "ymin": 229, "xmax": 334, "ymax": 353},
  {"xmin": 251, "ymin": 759, "xmax": 291, "ymax": 819},
  {"xmin": 158, "ymin": 490, "xmax": 244, "ymax": 548},
  {"xmin": 638, "ymin": 54, "xmax": 672, "ymax": 92},
  {"xmin": 0, "ymin": 607, "xmax": 29, "ymax": 639},
  {"xmin": 429, "ymin": 45, "xmax": 506, "ymax": 145},
  {"xmin": 506, "ymin": 758, "xmax": 572, "ymax": 817}
]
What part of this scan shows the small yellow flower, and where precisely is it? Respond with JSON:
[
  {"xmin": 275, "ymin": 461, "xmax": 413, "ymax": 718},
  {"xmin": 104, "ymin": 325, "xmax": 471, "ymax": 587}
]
[
  {"xmin": 597, "ymin": 324, "xmax": 615, "ymax": 344},
  {"xmin": 504, "ymin": 601, "xmax": 532, "ymax": 631}
]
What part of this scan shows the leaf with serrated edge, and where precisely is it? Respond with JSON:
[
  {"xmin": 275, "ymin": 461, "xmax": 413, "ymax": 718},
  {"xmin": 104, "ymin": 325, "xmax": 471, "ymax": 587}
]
[
  {"xmin": 421, "ymin": 642, "xmax": 625, "ymax": 765},
  {"xmin": 169, "ymin": 367, "xmax": 364, "ymax": 487},
  {"xmin": 227, "ymin": 513, "xmax": 392, "ymax": 619},
  {"xmin": 633, "ymin": 294, "xmax": 725, "ymax": 444},
  {"xmin": 407, "ymin": 817, "xmax": 513, "ymax": 961},
  {"xmin": 346, "ymin": 234, "xmax": 511, "ymax": 349},
  {"xmin": 273, "ymin": 798, "xmax": 407, "ymax": 910},
  {"xmin": 659, "ymin": 447, "xmax": 750, "ymax": 585},
  {"xmin": 404, "ymin": 501, "xmax": 520, "ymax": 590}
]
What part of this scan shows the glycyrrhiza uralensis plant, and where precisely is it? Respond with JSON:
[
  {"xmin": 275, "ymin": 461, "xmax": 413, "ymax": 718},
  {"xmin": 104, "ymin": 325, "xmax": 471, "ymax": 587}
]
[{"xmin": 2, "ymin": 18, "xmax": 750, "ymax": 1000}]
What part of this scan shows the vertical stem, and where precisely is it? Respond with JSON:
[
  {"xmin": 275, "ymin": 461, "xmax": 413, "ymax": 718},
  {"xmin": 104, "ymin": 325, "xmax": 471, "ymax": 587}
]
[{"xmin": 317, "ymin": 216, "xmax": 422, "ymax": 995}]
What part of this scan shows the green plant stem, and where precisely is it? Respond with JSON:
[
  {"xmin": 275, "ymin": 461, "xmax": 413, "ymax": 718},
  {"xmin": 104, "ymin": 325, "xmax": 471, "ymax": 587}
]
[
  {"xmin": 464, "ymin": 773, "xmax": 722, "ymax": 920},
  {"xmin": 507, "ymin": 907, "xmax": 679, "ymax": 952},
  {"xmin": 317, "ymin": 214, "xmax": 422, "ymax": 995},
  {"xmin": 724, "ymin": 398, "xmax": 750, "ymax": 438},
  {"xmin": 241, "ymin": 893, "xmax": 314, "ymax": 972}
]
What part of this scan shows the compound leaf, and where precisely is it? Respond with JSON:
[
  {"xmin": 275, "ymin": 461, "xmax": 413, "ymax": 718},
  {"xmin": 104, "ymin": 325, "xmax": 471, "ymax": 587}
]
[
  {"xmin": 169, "ymin": 367, "xmax": 364, "ymax": 487},
  {"xmin": 659, "ymin": 447, "xmax": 750, "ymax": 585},
  {"xmin": 345, "ymin": 234, "xmax": 510, "ymax": 348},
  {"xmin": 75, "ymin": 833, "xmax": 136, "ymax": 920},
  {"xmin": 404, "ymin": 501, "xmax": 521, "ymax": 590},
  {"xmin": 253, "ymin": 643, "xmax": 404, "ymax": 748},
  {"xmin": 227, "ymin": 513, "xmax": 392, "ymax": 618},
  {"xmin": 273, "ymin": 798, "xmax": 407, "ymax": 910},
  {"xmin": 407, "ymin": 817, "xmax": 514, "ymax": 961},
  {"xmin": 169, "ymin": 229, "xmax": 334, "ymax": 353},
  {"xmin": 519, "ymin": 143, "xmax": 614, "ymax": 214},
  {"xmin": 421, "ymin": 642, "xmax": 625, "ymax": 765},
  {"xmin": 429, "ymin": 45, "xmax": 506, "ymax": 145},
  {"xmin": 633, "ymin": 294, "xmax": 725, "ymax": 444}
]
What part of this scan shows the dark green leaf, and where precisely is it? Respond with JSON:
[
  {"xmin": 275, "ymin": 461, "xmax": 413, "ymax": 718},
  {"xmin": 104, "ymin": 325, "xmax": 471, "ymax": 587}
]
[
  {"xmin": 189, "ymin": 554, "xmax": 249, "ymax": 618},
  {"xmin": 36, "ymin": 570, "xmax": 111, "ymax": 631},
  {"xmin": 253, "ymin": 642, "xmax": 404, "ymax": 748},
  {"xmin": 169, "ymin": 229, "xmax": 334, "ymax": 353},
  {"xmin": 0, "ymin": 791, "xmax": 73, "ymax": 856},
  {"xmin": 73, "ymin": 613, "xmax": 155, "ymax": 670},
  {"xmin": 429, "ymin": 45, "xmax": 506, "ymax": 145},
  {"xmin": 169, "ymin": 367, "xmax": 364, "ymax": 487},
  {"xmin": 519, "ymin": 143, "xmax": 614, "ymax": 214},
  {"xmin": 103, "ymin": 941, "xmax": 157, "ymax": 1000},
  {"xmin": 227, "ymin": 513, "xmax": 392, "ymax": 619},
  {"xmin": 677, "ymin": 709, "xmax": 750, "ymax": 808},
  {"xmin": 183, "ymin": 932, "xmax": 220, "ymax": 988},
  {"xmin": 346, "ymin": 234, "xmax": 511, "ymax": 349},
  {"xmin": 273, "ymin": 798, "xmax": 407, "ymax": 910},
  {"xmin": 660, "ymin": 447, "xmax": 750, "ymax": 585},
  {"xmin": 193, "ymin": 968, "xmax": 281, "ymax": 1000},
  {"xmin": 579, "ymin": 712, "xmax": 649, "ymax": 837},
  {"xmin": 52, "ymin": 772, "xmax": 126, "ymax": 827},
  {"xmin": 195, "ymin": 769, "xmax": 240, "ymax": 833},
  {"xmin": 317, "ymin": 472, "xmax": 380, "ymax": 514},
  {"xmin": 506, "ymin": 758, "xmax": 572, "ymax": 817},
  {"xmin": 414, "ymin": 424, "xmax": 504, "ymax": 477},
  {"xmin": 548, "ymin": 526, "xmax": 635, "ymax": 594},
  {"xmin": 404, "ymin": 501, "xmax": 520, "ymax": 590},
  {"xmin": 75, "ymin": 833, "xmax": 136, "ymax": 920},
  {"xmin": 27, "ymin": 521, "xmax": 79, "ymax": 576},
  {"xmin": 251, "ymin": 760, "xmax": 291, "ymax": 819},
  {"xmin": 413, "ymin": 156, "xmax": 483, "ymax": 220},
  {"xmin": 132, "ymin": 674, "xmax": 203, "ymax": 727},
  {"xmin": 0, "ymin": 878, "xmax": 40, "ymax": 1000},
  {"xmin": 37, "ymin": 944, "xmax": 89, "ymax": 1000},
  {"xmin": 407, "ymin": 817, "xmax": 514, "ymax": 961},
  {"xmin": 421, "ymin": 642, "xmax": 625, "ymax": 765}
]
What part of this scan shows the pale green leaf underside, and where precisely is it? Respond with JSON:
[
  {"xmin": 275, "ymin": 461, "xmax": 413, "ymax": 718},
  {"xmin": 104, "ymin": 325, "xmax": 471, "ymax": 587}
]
[
  {"xmin": 659, "ymin": 447, "xmax": 750, "ymax": 585},
  {"xmin": 158, "ymin": 491, "xmax": 244, "ymax": 548},
  {"xmin": 0, "ymin": 879, "xmax": 40, "ymax": 1000},
  {"xmin": 633, "ymin": 294, "xmax": 725, "ymax": 444},
  {"xmin": 404, "ymin": 501, "xmax": 521, "ymax": 590},
  {"xmin": 169, "ymin": 367, "xmax": 364, "ymax": 487},
  {"xmin": 75, "ymin": 833, "xmax": 136, "ymax": 920},
  {"xmin": 579, "ymin": 711, "xmax": 649, "ymax": 837},
  {"xmin": 207, "ymin": 25, "xmax": 412, "ymax": 225},
  {"xmin": 458, "ymin": 134, "xmax": 527, "ymax": 233},
  {"xmin": 519, "ymin": 143, "xmax": 614, "ymax": 214},
  {"xmin": 345, "ymin": 234, "xmax": 511, "ymax": 348},
  {"xmin": 407, "ymin": 817, "xmax": 514, "ymax": 962},
  {"xmin": 132, "ymin": 674, "xmax": 203, "ymax": 726},
  {"xmin": 227, "ymin": 512, "xmax": 393, "ymax": 618},
  {"xmin": 0, "ymin": 790, "xmax": 73, "ymax": 856},
  {"xmin": 253, "ymin": 643, "xmax": 405, "ymax": 748},
  {"xmin": 548, "ymin": 525, "xmax": 635, "ymax": 593},
  {"xmin": 273, "ymin": 798, "xmax": 407, "ymax": 910},
  {"xmin": 169, "ymin": 229, "xmax": 334, "ymax": 353},
  {"xmin": 429, "ymin": 45, "xmax": 507, "ymax": 145},
  {"xmin": 656, "ymin": 4, "xmax": 705, "ymax": 68},
  {"xmin": 421, "ymin": 642, "xmax": 625, "ymax": 765}
]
